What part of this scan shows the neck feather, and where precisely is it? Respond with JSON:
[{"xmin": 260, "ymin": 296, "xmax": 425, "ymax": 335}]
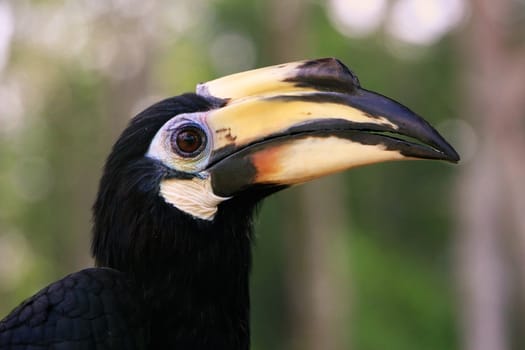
[{"xmin": 92, "ymin": 158, "xmax": 256, "ymax": 349}]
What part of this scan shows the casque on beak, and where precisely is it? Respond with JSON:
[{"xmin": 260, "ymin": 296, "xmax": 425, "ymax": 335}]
[{"xmin": 196, "ymin": 58, "xmax": 459, "ymax": 198}]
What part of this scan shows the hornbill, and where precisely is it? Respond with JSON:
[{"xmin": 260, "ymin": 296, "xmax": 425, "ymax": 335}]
[{"xmin": 0, "ymin": 58, "xmax": 459, "ymax": 349}]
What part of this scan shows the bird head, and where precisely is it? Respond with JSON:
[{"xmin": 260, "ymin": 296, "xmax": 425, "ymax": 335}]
[
  {"xmin": 146, "ymin": 58, "xmax": 458, "ymax": 220},
  {"xmin": 92, "ymin": 58, "xmax": 458, "ymax": 270}
]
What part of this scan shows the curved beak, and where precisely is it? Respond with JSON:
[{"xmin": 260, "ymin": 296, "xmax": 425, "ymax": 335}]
[{"xmin": 198, "ymin": 58, "xmax": 459, "ymax": 198}]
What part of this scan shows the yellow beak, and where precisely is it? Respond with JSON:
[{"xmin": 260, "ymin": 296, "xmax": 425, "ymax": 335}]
[{"xmin": 198, "ymin": 58, "xmax": 459, "ymax": 197}]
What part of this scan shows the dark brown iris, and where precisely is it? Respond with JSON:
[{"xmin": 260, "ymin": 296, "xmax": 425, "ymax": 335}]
[{"xmin": 171, "ymin": 125, "xmax": 206, "ymax": 157}]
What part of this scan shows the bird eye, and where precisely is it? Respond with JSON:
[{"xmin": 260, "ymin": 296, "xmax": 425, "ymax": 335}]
[{"xmin": 171, "ymin": 125, "xmax": 207, "ymax": 157}]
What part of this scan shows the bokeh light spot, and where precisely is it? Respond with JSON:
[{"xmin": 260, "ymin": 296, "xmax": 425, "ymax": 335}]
[
  {"xmin": 210, "ymin": 32, "xmax": 256, "ymax": 76},
  {"xmin": 0, "ymin": 230, "xmax": 33, "ymax": 291},
  {"xmin": 10, "ymin": 157, "xmax": 53, "ymax": 203},
  {"xmin": 326, "ymin": 0, "xmax": 387, "ymax": 37},
  {"xmin": 0, "ymin": 0, "xmax": 14, "ymax": 73},
  {"xmin": 387, "ymin": 0, "xmax": 467, "ymax": 46}
]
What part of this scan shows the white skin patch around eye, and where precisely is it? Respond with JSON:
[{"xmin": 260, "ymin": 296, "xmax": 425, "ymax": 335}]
[
  {"xmin": 159, "ymin": 175, "xmax": 229, "ymax": 221},
  {"xmin": 147, "ymin": 113, "xmax": 226, "ymax": 220},
  {"xmin": 146, "ymin": 112, "xmax": 212, "ymax": 174}
]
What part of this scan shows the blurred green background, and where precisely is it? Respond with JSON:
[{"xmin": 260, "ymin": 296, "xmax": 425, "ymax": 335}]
[{"xmin": 1, "ymin": 0, "xmax": 525, "ymax": 349}]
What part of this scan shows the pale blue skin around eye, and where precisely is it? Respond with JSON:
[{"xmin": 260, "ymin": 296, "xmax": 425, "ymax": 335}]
[{"xmin": 150, "ymin": 111, "xmax": 214, "ymax": 175}]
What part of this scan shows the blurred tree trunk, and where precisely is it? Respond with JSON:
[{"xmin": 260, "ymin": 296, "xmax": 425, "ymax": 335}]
[
  {"xmin": 267, "ymin": 1, "xmax": 351, "ymax": 349},
  {"xmin": 457, "ymin": 0, "xmax": 525, "ymax": 349}
]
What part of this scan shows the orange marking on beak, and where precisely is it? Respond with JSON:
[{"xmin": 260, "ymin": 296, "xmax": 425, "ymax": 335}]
[{"xmin": 251, "ymin": 145, "xmax": 283, "ymax": 182}]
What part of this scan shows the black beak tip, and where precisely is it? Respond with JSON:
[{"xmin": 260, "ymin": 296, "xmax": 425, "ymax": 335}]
[
  {"xmin": 445, "ymin": 148, "xmax": 460, "ymax": 163},
  {"xmin": 448, "ymin": 149, "xmax": 461, "ymax": 163},
  {"xmin": 437, "ymin": 140, "xmax": 460, "ymax": 163}
]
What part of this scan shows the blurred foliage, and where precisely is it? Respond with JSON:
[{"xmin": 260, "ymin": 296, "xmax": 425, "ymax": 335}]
[{"xmin": 0, "ymin": 0, "xmax": 463, "ymax": 349}]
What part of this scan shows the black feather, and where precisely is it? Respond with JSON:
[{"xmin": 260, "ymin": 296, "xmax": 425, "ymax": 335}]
[{"xmin": 0, "ymin": 268, "xmax": 145, "ymax": 349}]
